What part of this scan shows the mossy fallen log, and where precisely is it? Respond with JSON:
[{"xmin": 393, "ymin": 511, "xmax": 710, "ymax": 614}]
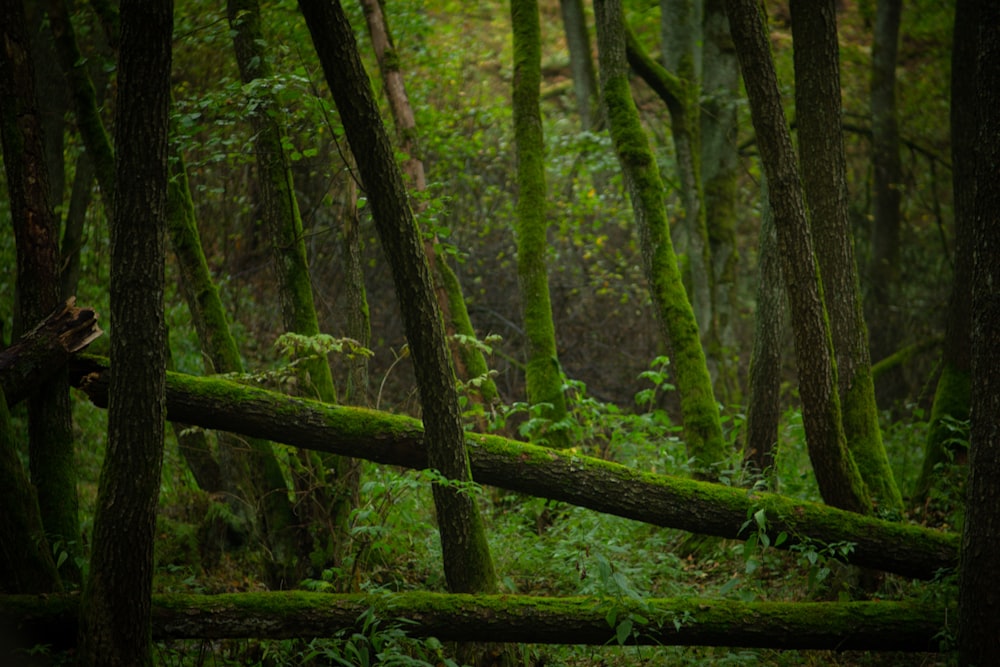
[
  {"xmin": 1, "ymin": 591, "xmax": 948, "ymax": 652},
  {"xmin": 68, "ymin": 356, "xmax": 959, "ymax": 579}
]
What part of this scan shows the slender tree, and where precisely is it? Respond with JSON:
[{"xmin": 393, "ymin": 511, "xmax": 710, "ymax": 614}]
[
  {"xmin": 867, "ymin": 0, "xmax": 904, "ymax": 405},
  {"xmin": 227, "ymin": 0, "xmax": 356, "ymax": 568},
  {"xmin": 743, "ymin": 177, "xmax": 784, "ymax": 486},
  {"xmin": 701, "ymin": 0, "xmax": 742, "ymax": 405},
  {"xmin": 77, "ymin": 0, "xmax": 172, "ymax": 663},
  {"xmin": 511, "ymin": 0, "xmax": 571, "ymax": 448},
  {"xmin": 297, "ymin": 0, "xmax": 499, "ymax": 601},
  {"xmin": 358, "ymin": 0, "xmax": 498, "ymax": 408},
  {"xmin": 957, "ymin": 0, "xmax": 1000, "ymax": 663},
  {"xmin": 0, "ymin": 0, "xmax": 80, "ymax": 584},
  {"xmin": 595, "ymin": 0, "xmax": 728, "ymax": 479},
  {"xmin": 725, "ymin": 0, "xmax": 870, "ymax": 513},
  {"xmin": 559, "ymin": 0, "xmax": 600, "ymax": 130},
  {"xmin": 790, "ymin": 0, "xmax": 902, "ymax": 513}
]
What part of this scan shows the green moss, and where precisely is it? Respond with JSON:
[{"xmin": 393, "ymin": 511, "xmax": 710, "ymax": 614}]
[
  {"xmin": 913, "ymin": 364, "xmax": 970, "ymax": 504},
  {"xmin": 602, "ymin": 71, "xmax": 726, "ymax": 477},
  {"xmin": 841, "ymin": 369, "xmax": 903, "ymax": 513}
]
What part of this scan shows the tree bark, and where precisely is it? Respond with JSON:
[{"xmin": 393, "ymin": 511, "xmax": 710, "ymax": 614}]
[
  {"xmin": 790, "ymin": 0, "xmax": 902, "ymax": 514},
  {"xmin": 0, "ymin": 300, "xmax": 101, "ymax": 407},
  {"xmin": 957, "ymin": 1, "xmax": 1000, "ymax": 663},
  {"xmin": 69, "ymin": 358, "xmax": 960, "ymax": 580},
  {"xmin": 559, "ymin": 0, "xmax": 600, "ymax": 130},
  {"xmin": 596, "ymin": 0, "xmax": 727, "ymax": 479},
  {"xmin": 866, "ymin": 0, "xmax": 904, "ymax": 408},
  {"xmin": 3, "ymin": 591, "xmax": 948, "ymax": 652},
  {"xmin": 0, "ymin": 2, "xmax": 81, "ymax": 582},
  {"xmin": 724, "ymin": 0, "xmax": 870, "ymax": 514},
  {"xmin": 511, "ymin": 0, "xmax": 571, "ymax": 448},
  {"xmin": 298, "ymin": 0, "xmax": 499, "ymax": 597},
  {"xmin": 743, "ymin": 177, "xmax": 784, "ymax": 485},
  {"xmin": 77, "ymin": 0, "xmax": 172, "ymax": 663},
  {"xmin": 228, "ymin": 0, "xmax": 355, "ymax": 572}
]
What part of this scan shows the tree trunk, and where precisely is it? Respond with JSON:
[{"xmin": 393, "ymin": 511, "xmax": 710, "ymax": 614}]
[
  {"xmin": 77, "ymin": 0, "xmax": 172, "ymax": 663},
  {"xmin": 724, "ymin": 0, "xmax": 870, "ymax": 514},
  {"xmin": 957, "ymin": 1, "xmax": 1000, "ymax": 663},
  {"xmin": 790, "ymin": 0, "xmax": 902, "ymax": 514},
  {"xmin": 913, "ymin": 0, "xmax": 973, "ymax": 507},
  {"xmin": 0, "ymin": 387, "xmax": 62, "ymax": 594},
  {"xmin": 165, "ymin": 148, "xmax": 301, "ymax": 588},
  {"xmin": 660, "ymin": 0, "xmax": 716, "ymax": 370},
  {"xmin": 701, "ymin": 0, "xmax": 742, "ymax": 406},
  {"xmin": 227, "ymin": 0, "xmax": 355, "ymax": 571},
  {"xmin": 743, "ymin": 177, "xmax": 784, "ymax": 486},
  {"xmin": 596, "ymin": 0, "xmax": 728, "ymax": 479},
  {"xmin": 0, "ymin": 0, "xmax": 81, "ymax": 583},
  {"xmin": 298, "ymin": 0, "xmax": 499, "ymax": 599},
  {"xmin": 358, "ymin": 0, "xmax": 498, "ymax": 407},
  {"xmin": 559, "ymin": 0, "xmax": 600, "ymax": 130},
  {"xmin": 69, "ymin": 358, "xmax": 960, "ymax": 580},
  {"xmin": 511, "ymin": 0, "xmax": 571, "ymax": 449},
  {"xmin": 866, "ymin": 0, "xmax": 904, "ymax": 408},
  {"xmin": 3, "ymin": 591, "xmax": 948, "ymax": 652}
]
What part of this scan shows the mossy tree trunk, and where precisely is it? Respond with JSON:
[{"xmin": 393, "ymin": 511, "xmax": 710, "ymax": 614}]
[
  {"xmin": 298, "ymin": 0, "xmax": 500, "ymax": 604},
  {"xmin": 166, "ymin": 148, "xmax": 302, "ymax": 588},
  {"xmin": 595, "ymin": 0, "xmax": 727, "ymax": 479},
  {"xmin": 511, "ymin": 0, "xmax": 571, "ymax": 449},
  {"xmin": 660, "ymin": 0, "xmax": 715, "ymax": 368},
  {"xmin": 725, "ymin": 0, "xmax": 870, "ymax": 514},
  {"xmin": 0, "ymin": 0, "xmax": 80, "ymax": 585},
  {"xmin": 913, "ymin": 0, "xmax": 974, "ymax": 507},
  {"xmin": 69, "ymin": 358, "xmax": 960, "ymax": 580},
  {"xmin": 77, "ymin": 1, "xmax": 172, "ymax": 663},
  {"xmin": 789, "ymin": 0, "xmax": 902, "ymax": 514},
  {"xmin": 957, "ymin": 0, "xmax": 1000, "ymax": 662},
  {"xmin": 227, "ymin": 0, "xmax": 356, "ymax": 570},
  {"xmin": 5, "ymin": 591, "xmax": 950, "ymax": 652}
]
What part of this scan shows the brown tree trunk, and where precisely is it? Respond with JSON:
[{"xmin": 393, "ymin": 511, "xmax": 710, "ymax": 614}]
[
  {"xmin": 724, "ymin": 0, "xmax": 870, "ymax": 514},
  {"xmin": 297, "ymin": 0, "xmax": 499, "ymax": 598},
  {"xmin": 0, "ymin": 0, "xmax": 81, "ymax": 583},
  {"xmin": 76, "ymin": 0, "xmax": 172, "ymax": 663},
  {"xmin": 69, "ymin": 358, "xmax": 959, "ymax": 580},
  {"xmin": 957, "ymin": 1, "xmax": 1000, "ymax": 663}
]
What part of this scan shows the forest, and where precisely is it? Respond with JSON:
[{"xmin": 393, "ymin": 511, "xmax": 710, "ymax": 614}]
[{"xmin": 0, "ymin": 0, "xmax": 998, "ymax": 665}]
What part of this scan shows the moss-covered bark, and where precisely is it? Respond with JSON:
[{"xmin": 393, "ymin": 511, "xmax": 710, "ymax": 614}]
[
  {"xmin": 228, "ymin": 0, "xmax": 354, "ymax": 570},
  {"xmin": 2, "ymin": 590, "xmax": 949, "ymax": 651},
  {"xmin": 166, "ymin": 149, "xmax": 301, "ymax": 586},
  {"xmin": 790, "ymin": 0, "xmax": 902, "ymax": 514},
  {"xmin": 595, "ymin": 0, "xmax": 727, "ymax": 478},
  {"xmin": 510, "ymin": 0, "xmax": 571, "ymax": 448},
  {"xmin": 69, "ymin": 357, "xmax": 960, "ymax": 579},
  {"xmin": 299, "ymin": 0, "xmax": 499, "ymax": 598}
]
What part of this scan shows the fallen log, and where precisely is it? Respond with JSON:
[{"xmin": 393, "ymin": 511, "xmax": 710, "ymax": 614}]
[
  {"xmin": 68, "ymin": 356, "xmax": 959, "ymax": 579},
  {"xmin": 0, "ymin": 298, "xmax": 102, "ymax": 407},
  {"xmin": 1, "ymin": 591, "xmax": 948, "ymax": 652}
]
